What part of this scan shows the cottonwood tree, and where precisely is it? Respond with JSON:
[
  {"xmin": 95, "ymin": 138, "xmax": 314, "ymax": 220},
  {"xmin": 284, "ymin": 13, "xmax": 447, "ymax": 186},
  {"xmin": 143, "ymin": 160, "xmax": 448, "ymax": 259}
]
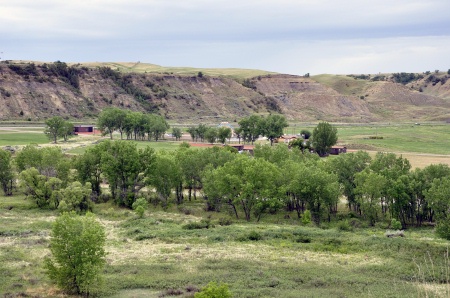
[
  {"xmin": 260, "ymin": 114, "xmax": 289, "ymax": 146},
  {"xmin": 172, "ymin": 127, "xmax": 182, "ymax": 141},
  {"xmin": 411, "ymin": 164, "xmax": 450, "ymax": 225},
  {"xmin": 203, "ymin": 155, "xmax": 281, "ymax": 221},
  {"xmin": 101, "ymin": 140, "xmax": 155, "ymax": 207},
  {"xmin": 147, "ymin": 152, "xmax": 182, "ymax": 207},
  {"xmin": 44, "ymin": 116, "xmax": 73, "ymax": 143},
  {"xmin": 45, "ymin": 212, "xmax": 106, "ymax": 296},
  {"xmin": 355, "ymin": 169, "xmax": 388, "ymax": 226},
  {"xmin": 427, "ymin": 177, "xmax": 450, "ymax": 239},
  {"xmin": 217, "ymin": 127, "xmax": 232, "ymax": 144},
  {"xmin": 97, "ymin": 107, "xmax": 120, "ymax": 139},
  {"xmin": 15, "ymin": 145, "xmax": 70, "ymax": 184},
  {"xmin": 0, "ymin": 149, "xmax": 14, "ymax": 195},
  {"xmin": 204, "ymin": 127, "xmax": 218, "ymax": 143},
  {"xmin": 328, "ymin": 151, "xmax": 371, "ymax": 211},
  {"xmin": 73, "ymin": 144, "xmax": 104, "ymax": 198},
  {"xmin": 289, "ymin": 163, "xmax": 340, "ymax": 224},
  {"xmin": 238, "ymin": 115, "xmax": 262, "ymax": 144},
  {"xmin": 196, "ymin": 124, "xmax": 208, "ymax": 142},
  {"xmin": 187, "ymin": 126, "xmax": 197, "ymax": 141},
  {"xmin": 311, "ymin": 122, "xmax": 337, "ymax": 156}
]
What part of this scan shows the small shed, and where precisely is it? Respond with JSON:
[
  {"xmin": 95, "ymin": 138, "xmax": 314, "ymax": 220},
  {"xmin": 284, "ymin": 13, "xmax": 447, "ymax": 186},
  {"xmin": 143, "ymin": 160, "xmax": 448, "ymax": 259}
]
[
  {"xmin": 74, "ymin": 125, "xmax": 95, "ymax": 134},
  {"xmin": 329, "ymin": 146, "xmax": 347, "ymax": 155}
]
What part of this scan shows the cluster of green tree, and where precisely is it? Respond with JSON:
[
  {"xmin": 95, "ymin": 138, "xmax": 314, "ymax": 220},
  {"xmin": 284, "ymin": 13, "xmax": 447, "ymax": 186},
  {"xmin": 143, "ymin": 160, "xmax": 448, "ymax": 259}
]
[
  {"xmin": 347, "ymin": 74, "xmax": 371, "ymax": 80},
  {"xmin": 3, "ymin": 136, "xmax": 450, "ymax": 238},
  {"xmin": 7, "ymin": 61, "xmax": 83, "ymax": 89},
  {"xmin": 187, "ymin": 124, "xmax": 232, "ymax": 144},
  {"xmin": 98, "ymin": 66, "xmax": 159, "ymax": 111},
  {"xmin": 41, "ymin": 61, "xmax": 81, "ymax": 90},
  {"xmin": 8, "ymin": 63, "xmax": 39, "ymax": 77},
  {"xmin": 391, "ymin": 72, "xmax": 423, "ymax": 85},
  {"xmin": 426, "ymin": 74, "xmax": 449, "ymax": 86},
  {"xmin": 4, "ymin": 139, "xmax": 450, "ymax": 295},
  {"xmin": 44, "ymin": 116, "xmax": 74, "ymax": 143},
  {"xmin": 235, "ymin": 114, "xmax": 289, "ymax": 145},
  {"xmin": 97, "ymin": 107, "xmax": 169, "ymax": 141}
]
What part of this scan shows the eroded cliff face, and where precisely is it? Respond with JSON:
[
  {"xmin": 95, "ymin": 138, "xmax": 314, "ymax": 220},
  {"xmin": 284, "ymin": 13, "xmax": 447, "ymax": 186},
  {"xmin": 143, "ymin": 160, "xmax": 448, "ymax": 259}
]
[{"xmin": 1, "ymin": 62, "xmax": 450, "ymax": 123}]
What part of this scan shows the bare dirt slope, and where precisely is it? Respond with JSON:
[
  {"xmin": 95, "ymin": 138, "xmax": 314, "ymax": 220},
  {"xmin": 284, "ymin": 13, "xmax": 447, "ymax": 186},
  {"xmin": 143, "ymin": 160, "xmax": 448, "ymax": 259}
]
[{"xmin": 1, "ymin": 61, "xmax": 450, "ymax": 123}]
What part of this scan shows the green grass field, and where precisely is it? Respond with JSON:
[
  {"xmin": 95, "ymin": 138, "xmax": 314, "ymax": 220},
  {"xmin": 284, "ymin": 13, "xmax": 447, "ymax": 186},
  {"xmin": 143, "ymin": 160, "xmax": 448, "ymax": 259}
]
[
  {"xmin": 284, "ymin": 123, "xmax": 450, "ymax": 155},
  {"xmin": 335, "ymin": 123, "xmax": 450, "ymax": 154},
  {"xmin": 1, "ymin": 196, "xmax": 449, "ymax": 297},
  {"xmin": 2, "ymin": 123, "xmax": 450, "ymax": 168},
  {"xmin": 78, "ymin": 62, "xmax": 277, "ymax": 80},
  {"xmin": 0, "ymin": 130, "xmax": 49, "ymax": 146}
]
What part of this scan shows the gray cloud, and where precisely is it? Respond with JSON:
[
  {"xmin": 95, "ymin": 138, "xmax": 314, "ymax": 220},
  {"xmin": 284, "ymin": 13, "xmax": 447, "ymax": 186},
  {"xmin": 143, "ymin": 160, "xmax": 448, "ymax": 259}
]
[{"xmin": 1, "ymin": 0, "xmax": 449, "ymax": 74}]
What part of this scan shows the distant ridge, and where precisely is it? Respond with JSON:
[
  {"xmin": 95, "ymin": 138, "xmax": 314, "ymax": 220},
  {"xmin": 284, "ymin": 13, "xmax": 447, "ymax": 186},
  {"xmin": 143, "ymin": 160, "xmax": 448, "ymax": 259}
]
[{"xmin": 0, "ymin": 61, "xmax": 449, "ymax": 122}]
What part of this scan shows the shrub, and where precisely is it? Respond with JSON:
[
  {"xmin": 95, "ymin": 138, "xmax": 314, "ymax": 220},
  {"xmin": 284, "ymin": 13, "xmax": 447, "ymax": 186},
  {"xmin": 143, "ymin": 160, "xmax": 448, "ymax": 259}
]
[
  {"xmin": 183, "ymin": 219, "xmax": 213, "ymax": 230},
  {"xmin": 295, "ymin": 235, "xmax": 311, "ymax": 243},
  {"xmin": 247, "ymin": 230, "xmax": 262, "ymax": 241},
  {"xmin": 391, "ymin": 218, "xmax": 402, "ymax": 230},
  {"xmin": 135, "ymin": 205, "xmax": 145, "ymax": 218},
  {"xmin": 45, "ymin": 212, "xmax": 106, "ymax": 296},
  {"xmin": 435, "ymin": 220, "xmax": 450, "ymax": 240},
  {"xmin": 301, "ymin": 210, "xmax": 311, "ymax": 225},
  {"xmin": 194, "ymin": 282, "xmax": 232, "ymax": 298},
  {"xmin": 218, "ymin": 217, "xmax": 233, "ymax": 226},
  {"xmin": 132, "ymin": 197, "xmax": 148, "ymax": 218},
  {"xmin": 337, "ymin": 220, "xmax": 353, "ymax": 231}
]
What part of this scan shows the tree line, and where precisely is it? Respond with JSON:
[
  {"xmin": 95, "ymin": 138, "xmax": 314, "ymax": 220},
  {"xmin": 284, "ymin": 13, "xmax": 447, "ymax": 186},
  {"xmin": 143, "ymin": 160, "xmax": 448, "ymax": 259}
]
[
  {"xmin": 2, "ymin": 140, "xmax": 450, "ymax": 239},
  {"xmin": 97, "ymin": 107, "xmax": 169, "ymax": 141}
]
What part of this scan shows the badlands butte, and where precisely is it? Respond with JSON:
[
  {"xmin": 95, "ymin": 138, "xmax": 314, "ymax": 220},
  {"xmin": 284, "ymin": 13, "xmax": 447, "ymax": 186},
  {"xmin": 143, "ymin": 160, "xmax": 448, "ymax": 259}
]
[{"xmin": 0, "ymin": 61, "xmax": 450, "ymax": 123}]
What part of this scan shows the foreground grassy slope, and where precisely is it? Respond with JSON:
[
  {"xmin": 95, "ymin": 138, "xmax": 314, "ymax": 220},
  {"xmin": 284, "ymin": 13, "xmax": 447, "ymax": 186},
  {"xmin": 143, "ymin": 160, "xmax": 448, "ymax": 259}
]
[{"xmin": 1, "ymin": 196, "xmax": 449, "ymax": 297}]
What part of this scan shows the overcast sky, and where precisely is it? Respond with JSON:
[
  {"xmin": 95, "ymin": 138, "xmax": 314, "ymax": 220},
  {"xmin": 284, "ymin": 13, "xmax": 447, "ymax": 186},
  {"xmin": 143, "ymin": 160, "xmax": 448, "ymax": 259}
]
[{"xmin": 1, "ymin": 0, "xmax": 450, "ymax": 75}]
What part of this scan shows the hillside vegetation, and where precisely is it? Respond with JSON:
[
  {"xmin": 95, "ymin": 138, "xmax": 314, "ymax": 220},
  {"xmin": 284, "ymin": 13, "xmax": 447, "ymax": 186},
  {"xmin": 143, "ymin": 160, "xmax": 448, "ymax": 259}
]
[{"xmin": 1, "ymin": 61, "xmax": 450, "ymax": 123}]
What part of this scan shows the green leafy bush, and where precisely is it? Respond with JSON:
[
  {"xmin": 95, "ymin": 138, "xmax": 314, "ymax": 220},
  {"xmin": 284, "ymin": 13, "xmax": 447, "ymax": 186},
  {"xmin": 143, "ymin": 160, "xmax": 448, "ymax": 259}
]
[
  {"xmin": 337, "ymin": 220, "xmax": 353, "ymax": 231},
  {"xmin": 435, "ymin": 220, "xmax": 450, "ymax": 240},
  {"xmin": 391, "ymin": 218, "xmax": 402, "ymax": 230},
  {"xmin": 132, "ymin": 197, "xmax": 148, "ymax": 218},
  {"xmin": 301, "ymin": 210, "xmax": 311, "ymax": 225},
  {"xmin": 194, "ymin": 282, "xmax": 232, "ymax": 298}
]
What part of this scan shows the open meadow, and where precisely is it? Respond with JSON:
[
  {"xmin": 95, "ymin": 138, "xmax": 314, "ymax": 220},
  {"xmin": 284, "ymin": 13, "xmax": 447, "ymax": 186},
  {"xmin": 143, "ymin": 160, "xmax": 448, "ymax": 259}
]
[
  {"xmin": 1, "ymin": 195, "xmax": 450, "ymax": 297},
  {"xmin": 1, "ymin": 122, "xmax": 450, "ymax": 297}
]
